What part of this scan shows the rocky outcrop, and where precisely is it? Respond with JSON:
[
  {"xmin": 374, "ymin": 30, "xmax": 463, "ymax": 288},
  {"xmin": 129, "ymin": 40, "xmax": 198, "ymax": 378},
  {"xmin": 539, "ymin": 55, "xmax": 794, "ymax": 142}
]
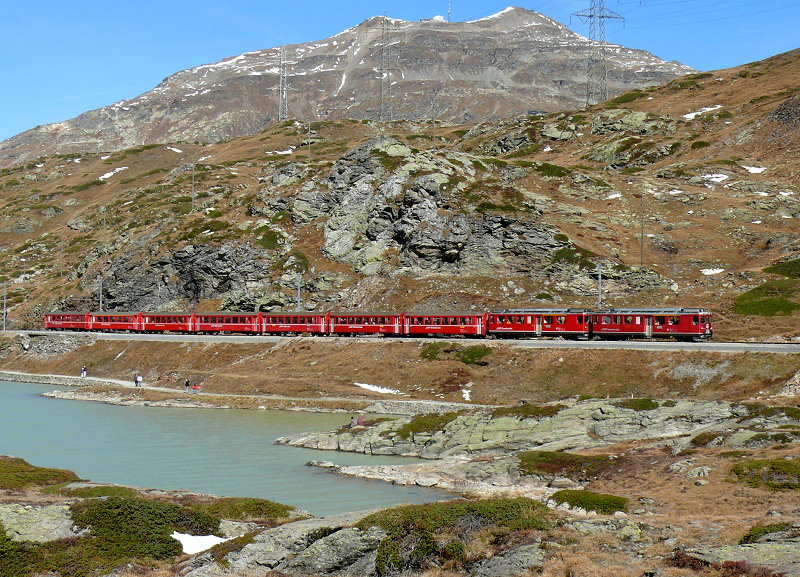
[
  {"xmin": 470, "ymin": 544, "xmax": 546, "ymax": 577},
  {"xmin": 0, "ymin": 503, "xmax": 86, "ymax": 542},
  {"xmin": 683, "ymin": 538, "xmax": 800, "ymax": 577},
  {"xmin": 181, "ymin": 510, "xmax": 385, "ymax": 577},
  {"xmin": 276, "ymin": 399, "xmax": 756, "ymax": 459}
]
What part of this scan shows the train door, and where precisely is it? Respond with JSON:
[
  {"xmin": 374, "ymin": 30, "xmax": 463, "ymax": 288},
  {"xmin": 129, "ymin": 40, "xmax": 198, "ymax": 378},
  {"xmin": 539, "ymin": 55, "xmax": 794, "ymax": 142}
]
[
  {"xmin": 535, "ymin": 316, "xmax": 542, "ymax": 337},
  {"xmin": 645, "ymin": 316, "xmax": 653, "ymax": 338}
]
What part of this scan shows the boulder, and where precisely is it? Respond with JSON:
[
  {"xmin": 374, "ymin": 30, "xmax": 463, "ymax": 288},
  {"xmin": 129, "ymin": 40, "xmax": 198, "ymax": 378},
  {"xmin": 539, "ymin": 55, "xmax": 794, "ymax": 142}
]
[
  {"xmin": 0, "ymin": 503, "xmax": 86, "ymax": 542},
  {"xmin": 470, "ymin": 544, "xmax": 546, "ymax": 577}
]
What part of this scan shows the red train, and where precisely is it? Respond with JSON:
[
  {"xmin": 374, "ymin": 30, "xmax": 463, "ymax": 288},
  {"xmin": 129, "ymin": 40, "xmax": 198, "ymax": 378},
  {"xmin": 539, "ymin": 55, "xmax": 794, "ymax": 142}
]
[{"xmin": 44, "ymin": 307, "xmax": 713, "ymax": 341}]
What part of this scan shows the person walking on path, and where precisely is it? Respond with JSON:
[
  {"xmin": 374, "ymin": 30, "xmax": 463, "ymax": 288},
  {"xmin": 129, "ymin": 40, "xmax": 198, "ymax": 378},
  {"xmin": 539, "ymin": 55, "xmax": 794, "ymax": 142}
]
[
  {"xmin": 80, "ymin": 366, "xmax": 87, "ymax": 378},
  {"xmin": 184, "ymin": 379, "xmax": 190, "ymax": 392},
  {"xmin": 135, "ymin": 374, "xmax": 143, "ymax": 388}
]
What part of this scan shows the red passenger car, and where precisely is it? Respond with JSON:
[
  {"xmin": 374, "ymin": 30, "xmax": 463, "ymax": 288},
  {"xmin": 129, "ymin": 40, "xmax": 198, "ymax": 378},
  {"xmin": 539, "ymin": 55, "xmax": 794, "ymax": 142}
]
[
  {"xmin": 140, "ymin": 313, "xmax": 194, "ymax": 333},
  {"xmin": 329, "ymin": 314, "xmax": 402, "ymax": 336},
  {"xmin": 403, "ymin": 313, "xmax": 485, "ymax": 337},
  {"xmin": 88, "ymin": 312, "xmax": 141, "ymax": 332},
  {"xmin": 262, "ymin": 313, "xmax": 328, "ymax": 335},
  {"xmin": 487, "ymin": 309, "xmax": 591, "ymax": 338},
  {"xmin": 43, "ymin": 312, "xmax": 90, "ymax": 331},
  {"xmin": 591, "ymin": 308, "xmax": 713, "ymax": 341},
  {"xmin": 196, "ymin": 313, "xmax": 261, "ymax": 334}
]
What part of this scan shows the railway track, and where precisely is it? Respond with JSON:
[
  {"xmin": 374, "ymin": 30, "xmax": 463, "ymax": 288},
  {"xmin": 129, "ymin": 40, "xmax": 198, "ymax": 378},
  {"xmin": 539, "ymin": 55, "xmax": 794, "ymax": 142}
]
[{"xmin": 18, "ymin": 330, "xmax": 800, "ymax": 354}]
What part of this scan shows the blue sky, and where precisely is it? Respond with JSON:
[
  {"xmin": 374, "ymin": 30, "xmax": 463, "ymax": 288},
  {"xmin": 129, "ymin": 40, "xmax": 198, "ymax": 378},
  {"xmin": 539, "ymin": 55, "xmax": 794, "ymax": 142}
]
[{"xmin": 1, "ymin": 0, "xmax": 798, "ymax": 143}]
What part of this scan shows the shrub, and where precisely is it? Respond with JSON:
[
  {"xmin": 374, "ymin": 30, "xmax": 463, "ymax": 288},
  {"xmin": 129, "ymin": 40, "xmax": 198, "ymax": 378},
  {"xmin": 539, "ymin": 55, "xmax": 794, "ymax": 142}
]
[
  {"xmin": 764, "ymin": 259, "xmax": 800, "ymax": 279},
  {"xmin": 551, "ymin": 246, "xmax": 597, "ymax": 270},
  {"xmin": 691, "ymin": 140, "xmax": 711, "ymax": 149},
  {"xmin": 0, "ymin": 522, "xmax": 36, "ymax": 577},
  {"xmin": 733, "ymin": 280, "xmax": 800, "ymax": 316},
  {"xmin": 362, "ymin": 497, "xmax": 552, "ymax": 573},
  {"xmin": 420, "ymin": 342, "xmax": 448, "ymax": 361},
  {"xmin": 613, "ymin": 398, "xmax": 659, "ymax": 411},
  {"xmin": 70, "ymin": 496, "xmax": 221, "ymax": 559},
  {"xmin": 519, "ymin": 451, "xmax": 615, "ymax": 479},
  {"xmin": 209, "ymin": 531, "xmax": 256, "ymax": 567},
  {"xmin": 71, "ymin": 180, "xmax": 103, "ymax": 192},
  {"xmin": 549, "ymin": 489, "xmax": 628, "ymax": 514},
  {"xmin": 255, "ymin": 226, "xmax": 282, "ymax": 250},
  {"xmin": 46, "ymin": 485, "xmax": 139, "ymax": 499},
  {"xmin": 690, "ymin": 431, "xmax": 725, "ymax": 447},
  {"xmin": 739, "ymin": 522, "xmax": 791, "ymax": 544},
  {"xmin": 201, "ymin": 497, "xmax": 295, "ymax": 521},
  {"xmin": 492, "ymin": 403, "xmax": 565, "ymax": 420},
  {"xmin": 729, "ymin": 457, "xmax": 800, "ymax": 490},
  {"xmin": 394, "ymin": 412, "xmax": 463, "ymax": 439},
  {"xmin": 0, "ymin": 456, "xmax": 81, "ymax": 490},
  {"xmin": 535, "ymin": 162, "xmax": 571, "ymax": 178},
  {"xmin": 456, "ymin": 345, "xmax": 491, "ymax": 365},
  {"xmin": 606, "ymin": 90, "xmax": 647, "ymax": 106},
  {"xmin": 534, "ymin": 292, "xmax": 553, "ymax": 300}
]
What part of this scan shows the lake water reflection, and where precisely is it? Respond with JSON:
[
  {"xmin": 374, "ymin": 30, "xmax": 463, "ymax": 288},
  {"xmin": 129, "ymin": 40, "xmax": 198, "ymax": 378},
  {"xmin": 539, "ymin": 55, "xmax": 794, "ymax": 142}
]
[{"xmin": 0, "ymin": 381, "xmax": 447, "ymax": 516}]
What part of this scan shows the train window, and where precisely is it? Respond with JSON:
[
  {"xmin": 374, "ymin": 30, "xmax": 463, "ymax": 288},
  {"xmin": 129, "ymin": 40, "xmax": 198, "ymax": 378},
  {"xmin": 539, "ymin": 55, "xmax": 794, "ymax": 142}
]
[
  {"xmin": 670, "ymin": 316, "xmax": 680, "ymax": 325},
  {"xmin": 544, "ymin": 316, "xmax": 553, "ymax": 324},
  {"xmin": 692, "ymin": 316, "xmax": 699, "ymax": 324},
  {"xmin": 636, "ymin": 316, "xmax": 641, "ymax": 324},
  {"xmin": 556, "ymin": 316, "xmax": 566, "ymax": 324},
  {"xmin": 575, "ymin": 316, "xmax": 582, "ymax": 324},
  {"xmin": 614, "ymin": 316, "xmax": 621, "ymax": 324},
  {"xmin": 700, "ymin": 316, "xmax": 707, "ymax": 323},
  {"xmin": 655, "ymin": 316, "xmax": 665, "ymax": 325},
  {"xmin": 602, "ymin": 316, "xmax": 611, "ymax": 324},
  {"xmin": 625, "ymin": 316, "xmax": 633, "ymax": 324}
]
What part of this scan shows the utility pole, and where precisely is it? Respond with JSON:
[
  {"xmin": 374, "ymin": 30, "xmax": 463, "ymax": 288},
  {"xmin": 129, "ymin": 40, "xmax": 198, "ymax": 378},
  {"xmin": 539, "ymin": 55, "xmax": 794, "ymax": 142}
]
[
  {"xmin": 2, "ymin": 282, "xmax": 6, "ymax": 332},
  {"xmin": 307, "ymin": 120, "xmax": 312, "ymax": 160},
  {"xmin": 98, "ymin": 278, "xmax": 103, "ymax": 312},
  {"xmin": 640, "ymin": 190, "xmax": 646, "ymax": 266},
  {"xmin": 295, "ymin": 273, "xmax": 302, "ymax": 312},
  {"xmin": 279, "ymin": 45, "xmax": 289, "ymax": 122},
  {"xmin": 573, "ymin": 0, "xmax": 623, "ymax": 106},
  {"xmin": 596, "ymin": 263, "xmax": 603, "ymax": 310},
  {"xmin": 191, "ymin": 163, "xmax": 196, "ymax": 212},
  {"xmin": 448, "ymin": 0, "xmax": 451, "ymax": 22}
]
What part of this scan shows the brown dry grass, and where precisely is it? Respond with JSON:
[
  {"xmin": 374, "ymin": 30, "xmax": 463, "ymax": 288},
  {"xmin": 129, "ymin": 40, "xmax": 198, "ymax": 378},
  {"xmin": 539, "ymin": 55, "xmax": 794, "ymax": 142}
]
[
  {"xmin": 2, "ymin": 336, "xmax": 797, "ymax": 407},
  {"xmin": 585, "ymin": 444, "xmax": 800, "ymax": 548}
]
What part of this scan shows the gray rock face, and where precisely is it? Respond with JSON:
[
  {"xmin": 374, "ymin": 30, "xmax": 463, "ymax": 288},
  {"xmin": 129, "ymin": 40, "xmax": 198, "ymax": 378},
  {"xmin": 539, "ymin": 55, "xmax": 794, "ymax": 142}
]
[
  {"xmin": 310, "ymin": 137, "xmax": 565, "ymax": 276},
  {"xmin": 0, "ymin": 8, "xmax": 693, "ymax": 167},
  {"xmin": 470, "ymin": 544, "xmax": 546, "ymax": 577},
  {"xmin": 282, "ymin": 527, "xmax": 386, "ymax": 575},
  {"xmin": 277, "ymin": 399, "xmax": 748, "ymax": 459},
  {"xmin": 183, "ymin": 510, "xmax": 385, "ymax": 577},
  {"xmin": 685, "ymin": 539, "xmax": 800, "ymax": 577},
  {"xmin": 0, "ymin": 503, "xmax": 86, "ymax": 542}
]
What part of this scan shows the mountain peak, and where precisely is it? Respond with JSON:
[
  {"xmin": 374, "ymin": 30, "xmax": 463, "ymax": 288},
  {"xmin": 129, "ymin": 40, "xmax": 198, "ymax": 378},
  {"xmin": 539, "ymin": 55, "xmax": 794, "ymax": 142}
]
[{"xmin": 0, "ymin": 8, "xmax": 693, "ymax": 167}]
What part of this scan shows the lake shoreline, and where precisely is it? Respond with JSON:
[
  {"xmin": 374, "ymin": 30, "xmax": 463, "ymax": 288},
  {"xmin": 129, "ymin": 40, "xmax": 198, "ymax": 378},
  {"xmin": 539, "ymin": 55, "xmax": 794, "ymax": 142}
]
[{"xmin": 0, "ymin": 369, "xmax": 482, "ymax": 416}]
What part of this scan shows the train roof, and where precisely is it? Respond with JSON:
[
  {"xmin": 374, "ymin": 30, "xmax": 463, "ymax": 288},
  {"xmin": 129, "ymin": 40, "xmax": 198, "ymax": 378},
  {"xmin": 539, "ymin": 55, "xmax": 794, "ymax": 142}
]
[
  {"xmin": 490, "ymin": 308, "xmax": 593, "ymax": 314},
  {"xmin": 596, "ymin": 308, "xmax": 712, "ymax": 314}
]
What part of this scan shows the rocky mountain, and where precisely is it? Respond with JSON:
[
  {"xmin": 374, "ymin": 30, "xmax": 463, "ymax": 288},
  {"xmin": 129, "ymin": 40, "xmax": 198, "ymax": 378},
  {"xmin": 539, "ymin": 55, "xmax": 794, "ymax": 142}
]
[{"xmin": 0, "ymin": 7, "xmax": 694, "ymax": 167}]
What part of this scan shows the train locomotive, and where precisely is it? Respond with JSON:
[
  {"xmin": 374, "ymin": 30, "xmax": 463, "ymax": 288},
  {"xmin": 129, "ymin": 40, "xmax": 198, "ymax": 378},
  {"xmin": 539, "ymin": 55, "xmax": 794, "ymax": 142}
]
[{"xmin": 44, "ymin": 307, "xmax": 713, "ymax": 341}]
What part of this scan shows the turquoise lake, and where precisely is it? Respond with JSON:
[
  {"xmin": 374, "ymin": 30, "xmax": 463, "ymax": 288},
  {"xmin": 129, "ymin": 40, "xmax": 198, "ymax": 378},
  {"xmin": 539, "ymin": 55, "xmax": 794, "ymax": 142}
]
[{"xmin": 0, "ymin": 381, "xmax": 447, "ymax": 516}]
